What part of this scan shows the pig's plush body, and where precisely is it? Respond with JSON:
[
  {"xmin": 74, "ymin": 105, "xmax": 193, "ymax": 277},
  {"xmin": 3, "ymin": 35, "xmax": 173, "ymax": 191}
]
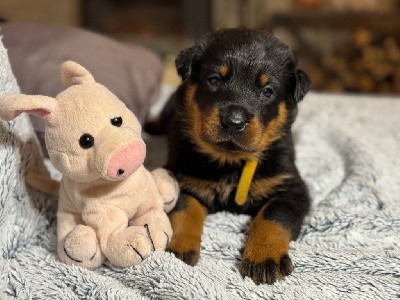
[{"xmin": 0, "ymin": 61, "xmax": 178, "ymax": 269}]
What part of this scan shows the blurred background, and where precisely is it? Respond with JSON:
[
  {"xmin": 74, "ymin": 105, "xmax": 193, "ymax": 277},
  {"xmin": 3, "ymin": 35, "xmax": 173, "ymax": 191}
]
[{"xmin": 1, "ymin": 0, "xmax": 400, "ymax": 94}]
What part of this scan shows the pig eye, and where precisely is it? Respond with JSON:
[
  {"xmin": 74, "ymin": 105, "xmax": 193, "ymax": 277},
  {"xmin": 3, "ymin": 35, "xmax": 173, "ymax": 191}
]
[
  {"xmin": 111, "ymin": 117, "xmax": 123, "ymax": 127},
  {"xmin": 79, "ymin": 134, "xmax": 94, "ymax": 149}
]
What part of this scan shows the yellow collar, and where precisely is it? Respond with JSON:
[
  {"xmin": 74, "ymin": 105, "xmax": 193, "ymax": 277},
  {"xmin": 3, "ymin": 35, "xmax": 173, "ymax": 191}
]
[{"xmin": 234, "ymin": 159, "xmax": 258, "ymax": 206}]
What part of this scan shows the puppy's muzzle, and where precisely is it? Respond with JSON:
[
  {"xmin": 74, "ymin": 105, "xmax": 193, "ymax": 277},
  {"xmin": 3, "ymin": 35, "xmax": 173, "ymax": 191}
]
[{"xmin": 220, "ymin": 105, "xmax": 252, "ymax": 135}]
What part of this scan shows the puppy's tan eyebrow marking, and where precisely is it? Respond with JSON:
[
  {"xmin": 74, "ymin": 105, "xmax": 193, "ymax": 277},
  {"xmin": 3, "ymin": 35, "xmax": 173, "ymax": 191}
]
[
  {"xmin": 219, "ymin": 65, "xmax": 229, "ymax": 77},
  {"xmin": 259, "ymin": 74, "xmax": 269, "ymax": 86}
]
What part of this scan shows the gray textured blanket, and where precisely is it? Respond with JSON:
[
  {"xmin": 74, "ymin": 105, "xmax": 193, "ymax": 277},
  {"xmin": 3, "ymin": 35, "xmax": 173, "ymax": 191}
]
[{"xmin": 1, "ymin": 39, "xmax": 399, "ymax": 299}]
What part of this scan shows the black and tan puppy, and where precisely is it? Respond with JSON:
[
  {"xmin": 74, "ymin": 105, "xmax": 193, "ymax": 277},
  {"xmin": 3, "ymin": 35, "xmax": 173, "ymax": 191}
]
[{"xmin": 150, "ymin": 28, "xmax": 311, "ymax": 284}]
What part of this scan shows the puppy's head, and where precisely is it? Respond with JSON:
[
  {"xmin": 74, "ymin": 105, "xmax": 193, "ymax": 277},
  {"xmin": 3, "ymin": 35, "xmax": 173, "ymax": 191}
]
[{"xmin": 176, "ymin": 28, "xmax": 310, "ymax": 164}]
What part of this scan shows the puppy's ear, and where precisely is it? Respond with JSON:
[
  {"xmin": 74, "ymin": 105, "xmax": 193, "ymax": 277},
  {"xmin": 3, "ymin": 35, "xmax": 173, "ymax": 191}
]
[
  {"xmin": 175, "ymin": 46, "xmax": 201, "ymax": 80},
  {"xmin": 294, "ymin": 69, "xmax": 311, "ymax": 103}
]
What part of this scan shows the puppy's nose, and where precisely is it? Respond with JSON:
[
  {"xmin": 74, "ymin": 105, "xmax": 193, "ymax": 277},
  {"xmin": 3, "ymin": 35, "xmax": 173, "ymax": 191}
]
[{"xmin": 220, "ymin": 106, "xmax": 251, "ymax": 134}]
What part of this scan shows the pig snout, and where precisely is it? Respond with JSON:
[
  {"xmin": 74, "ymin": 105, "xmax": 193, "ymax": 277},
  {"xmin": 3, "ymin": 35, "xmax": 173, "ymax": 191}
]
[{"xmin": 107, "ymin": 140, "xmax": 146, "ymax": 179}]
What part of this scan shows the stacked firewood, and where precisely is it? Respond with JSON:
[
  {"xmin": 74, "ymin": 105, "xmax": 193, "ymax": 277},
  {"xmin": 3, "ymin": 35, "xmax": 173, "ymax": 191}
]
[{"xmin": 303, "ymin": 28, "xmax": 400, "ymax": 94}]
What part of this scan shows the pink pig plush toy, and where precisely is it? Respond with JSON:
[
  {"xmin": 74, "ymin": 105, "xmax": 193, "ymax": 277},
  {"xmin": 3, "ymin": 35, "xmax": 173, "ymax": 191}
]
[{"xmin": 0, "ymin": 61, "xmax": 178, "ymax": 269}]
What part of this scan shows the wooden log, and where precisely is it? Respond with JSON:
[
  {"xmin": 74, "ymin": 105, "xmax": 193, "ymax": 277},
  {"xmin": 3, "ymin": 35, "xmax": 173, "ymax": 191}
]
[
  {"xmin": 356, "ymin": 73, "xmax": 375, "ymax": 92},
  {"xmin": 353, "ymin": 27, "xmax": 373, "ymax": 48}
]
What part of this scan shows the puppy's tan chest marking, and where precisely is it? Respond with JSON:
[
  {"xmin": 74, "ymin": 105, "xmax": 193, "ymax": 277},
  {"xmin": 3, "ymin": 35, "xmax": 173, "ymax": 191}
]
[
  {"xmin": 178, "ymin": 173, "xmax": 291, "ymax": 206},
  {"xmin": 249, "ymin": 174, "xmax": 292, "ymax": 200},
  {"xmin": 177, "ymin": 175, "xmax": 236, "ymax": 206}
]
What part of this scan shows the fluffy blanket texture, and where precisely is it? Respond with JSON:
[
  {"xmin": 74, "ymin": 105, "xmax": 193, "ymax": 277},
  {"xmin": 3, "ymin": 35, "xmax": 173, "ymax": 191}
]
[{"xmin": 1, "ymin": 39, "xmax": 399, "ymax": 299}]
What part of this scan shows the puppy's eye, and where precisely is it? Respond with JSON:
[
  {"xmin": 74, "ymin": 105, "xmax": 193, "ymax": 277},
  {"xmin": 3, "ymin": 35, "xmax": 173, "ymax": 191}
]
[
  {"xmin": 262, "ymin": 87, "xmax": 274, "ymax": 98},
  {"xmin": 207, "ymin": 76, "xmax": 221, "ymax": 86},
  {"xmin": 79, "ymin": 134, "xmax": 94, "ymax": 149},
  {"xmin": 111, "ymin": 117, "xmax": 123, "ymax": 127}
]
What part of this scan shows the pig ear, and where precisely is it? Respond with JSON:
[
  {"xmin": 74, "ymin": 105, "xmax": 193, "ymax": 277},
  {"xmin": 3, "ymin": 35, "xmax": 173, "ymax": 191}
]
[
  {"xmin": 60, "ymin": 60, "xmax": 95, "ymax": 87},
  {"xmin": 0, "ymin": 94, "xmax": 56, "ymax": 121}
]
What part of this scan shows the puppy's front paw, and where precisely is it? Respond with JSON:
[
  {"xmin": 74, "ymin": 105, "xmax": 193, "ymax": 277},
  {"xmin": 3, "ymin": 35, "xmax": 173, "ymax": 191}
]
[
  {"xmin": 167, "ymin": 234, "xmax": 200, "ymax": 266},
  {"xmin": 240, "ymin": 220, "xmax": 293, "ymax": 284},
  {"xmin": 166, "ymin": 195, "xmax": 206, "ymax": 266},
  {"xmin": 240, "ymin": 252, "xmax": 293, "ymax": 284}
]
